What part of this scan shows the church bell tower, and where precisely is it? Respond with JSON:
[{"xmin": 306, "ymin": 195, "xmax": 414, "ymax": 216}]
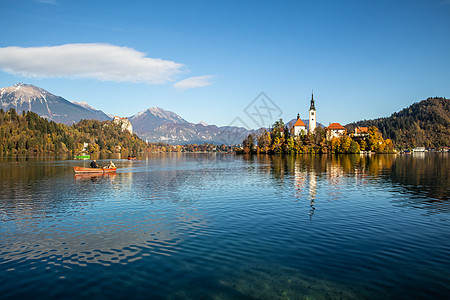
[{"xmin": 309, "ymin": 92, "xmax": 316, "ymax": 133}]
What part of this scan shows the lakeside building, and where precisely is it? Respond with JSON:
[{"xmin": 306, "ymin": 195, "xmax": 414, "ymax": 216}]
[
  {"xmin": 326, "ymin": 123, "xmax": 346, "ymax": 139},
  {"xmin": 291, "ymin": 113, "xmax": 307, "ymax": 136},
  {"xmin": 354, "ymin": 127, "xmax": 369, "ymax": 138},
  {"xmin": 351, "ymin": 126, "xmax": 370, "ymax": 144},
  {"xmin": 412, "ymin": 147, "xmax": 426, "ymax": 152}
]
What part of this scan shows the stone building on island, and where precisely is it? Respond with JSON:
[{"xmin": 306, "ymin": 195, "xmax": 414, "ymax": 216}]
[
  {"xmin": 291, "ymin": 92, "xmax": 348, "ymax": 140},
  {"xmin": 325, "ymin": 123, "xmax": 346, "ymax": 139},
  {"xmin": 291, "ymin": 113, "xmax": 306, "ymax": 136}
]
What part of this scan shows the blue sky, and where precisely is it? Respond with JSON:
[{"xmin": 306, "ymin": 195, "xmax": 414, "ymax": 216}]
[{"xmin": 1, "ymin": 0, "xmax": 449, "ymax": 128}]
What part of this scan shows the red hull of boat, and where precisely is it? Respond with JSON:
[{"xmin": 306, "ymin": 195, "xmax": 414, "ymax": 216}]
[{"xmin": 73, "ymin": 166, "xmax": 117, "ymax": 173}]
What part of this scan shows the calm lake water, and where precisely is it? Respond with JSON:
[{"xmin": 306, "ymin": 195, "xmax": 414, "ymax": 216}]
[{"xmin": 0, "ymin": 154, "xmax": 449, "ymax": 299}]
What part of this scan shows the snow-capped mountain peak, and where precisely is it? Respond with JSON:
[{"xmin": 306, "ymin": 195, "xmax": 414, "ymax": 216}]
[
  {"xmin": 72, "ymin": 101, "xmax": 96, "ymax": 111},
  {"xmin": 131, "ymin": 107, "xmax": 188, "ymax": 124},
  {"xmin": 0, "ymin": 83, "xmax": 111, "ymax": 124}
]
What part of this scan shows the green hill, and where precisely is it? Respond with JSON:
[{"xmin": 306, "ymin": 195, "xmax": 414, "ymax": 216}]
[
  {"xmin": 346, "ymin": 97, "xmax": 449, "ymax": 149},
  {"xmin": 0, "ymin": 108, "xmax": 164, "ymax": 154}
]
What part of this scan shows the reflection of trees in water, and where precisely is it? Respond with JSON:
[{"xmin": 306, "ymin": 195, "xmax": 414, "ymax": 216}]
[
  {"xmin": 388, "ymin": 154, "xmax": 449, "ymax": 213},
  {"xmin": 261, "ymin": 154, "xmax": 397, "ymax": 197},
  {"xmin": 256, "ymin": 153, "xmax": 448, "ymax": 215},
  {"xmin": 252, "ymin": 154, "xmax": 396, "ymax": 181}
]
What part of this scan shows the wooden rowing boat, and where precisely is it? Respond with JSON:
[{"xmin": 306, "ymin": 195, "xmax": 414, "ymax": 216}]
[
  {"xmin": 74, "ymin": 172, "xmax": 117, "ymax": 180},
  {"xmin": 73, "ymin": 166, "xmax": 117, "ymax": 173}
]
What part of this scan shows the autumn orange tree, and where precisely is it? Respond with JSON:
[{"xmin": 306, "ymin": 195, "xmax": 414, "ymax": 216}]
[{"xmin": 240, "ymin": 121, "xmax": 394, "ymax": 154}]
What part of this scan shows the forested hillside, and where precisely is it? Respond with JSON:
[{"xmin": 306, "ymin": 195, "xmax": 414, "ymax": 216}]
[
  {"xmin": 0, "ymin": 108, "xmax": 162, "ymax": 154},
  {"xmin": 0, "ymin": 108, "xmax": 232, "ymax": 155},
  {"xmin": 346, "ymin": 97, "xmax": 449, "ymax": 149}
]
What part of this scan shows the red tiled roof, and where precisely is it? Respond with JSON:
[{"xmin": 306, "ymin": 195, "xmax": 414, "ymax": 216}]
[
  {"xmin": 293, "ymin": 119, "xmax": 306, "ymax": 127},
  {"xmin": 355, "ymin": 127, "xmax": 368, "ymax": 133},
  {"xmin": 327, "ymin": 123, "xmax": 345, "ymax": 130}
]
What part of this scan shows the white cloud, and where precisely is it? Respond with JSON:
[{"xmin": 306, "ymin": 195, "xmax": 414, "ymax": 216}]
[
  {"xmin": 0, "ymin": 43, "xmax": 185, "ymax": 84},
  {"xmin": 173, "ymin": 75, "xmax": 214, "ymax": 90}
]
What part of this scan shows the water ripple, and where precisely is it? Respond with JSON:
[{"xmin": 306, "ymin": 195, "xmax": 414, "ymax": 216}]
[{"xmin": 0, "ymin": 154, "xmax": 449, "ymax": 299}]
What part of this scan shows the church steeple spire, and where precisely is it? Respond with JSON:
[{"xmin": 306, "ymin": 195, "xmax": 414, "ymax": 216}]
[
  {"xmin": 310, "ymin": 91, "xmax": 315, "ymax": 111},
  {"xmin": 308, "ymin": 90, "xmax": 317, "ymax": 133}
]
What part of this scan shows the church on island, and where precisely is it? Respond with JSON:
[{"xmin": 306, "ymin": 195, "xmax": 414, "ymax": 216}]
[{"xmin": 291, "ymin": 92, "xmax": 346, "ymax": 140}]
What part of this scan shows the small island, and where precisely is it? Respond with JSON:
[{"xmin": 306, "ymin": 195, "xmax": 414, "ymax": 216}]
[{"xmin": 238, "ymin": 95, "xmax": 449, "ymax": 154}]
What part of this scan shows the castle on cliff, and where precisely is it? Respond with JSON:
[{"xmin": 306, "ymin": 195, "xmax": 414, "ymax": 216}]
[{"xmin": 113, "ymin": 116, "xmax": 133, "ymax": 134}]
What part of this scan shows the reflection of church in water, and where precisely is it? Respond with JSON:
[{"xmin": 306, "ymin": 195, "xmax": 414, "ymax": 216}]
[
  {"xmin": 294, "ymin": 164, "xmax": 317, "ymax": 219},
  {"xmin": 293, "ymin": 159, "xmax": 351, "ymax": 219}
]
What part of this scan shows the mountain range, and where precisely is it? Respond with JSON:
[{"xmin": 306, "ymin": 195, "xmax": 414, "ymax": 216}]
[
  {"xmin": 0, "ymin": 83, "xmax": 110, "ymax": 124},
  {"xmin": 1, "ymin": 83, "xmax": 447, "ymax": 147},
  {"xmin": 0, "ymin": 83, "xmax": 261, "ymax": 145},
  {"xmin": 129, "ymin": 107, "xmax": 263, "ymax": 145}
]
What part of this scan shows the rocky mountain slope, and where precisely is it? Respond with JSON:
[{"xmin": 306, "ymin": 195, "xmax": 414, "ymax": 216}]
[
  {"xmin": 129, "ymin": 107, "xmax": 188, "ymax": 133},
  {"xmin": 0, "ymin": 83, "xmax": 110, "ymax": 124},
  {"xmin": 129, "ymin": 107, "xmax": 256, "ymax": 145}
]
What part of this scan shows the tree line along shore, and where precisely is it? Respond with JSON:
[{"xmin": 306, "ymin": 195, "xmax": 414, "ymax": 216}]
[
  {"xmin": 0, "ymin": 109, "xmax": 232, "ymax": 155},
  {"xmin": 238, "ymin": 119, "xmax": 394, "ymax": 154},
  {"xmin": 1, "ymin": 96, "xmax": 449, "ymax": 156}
]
